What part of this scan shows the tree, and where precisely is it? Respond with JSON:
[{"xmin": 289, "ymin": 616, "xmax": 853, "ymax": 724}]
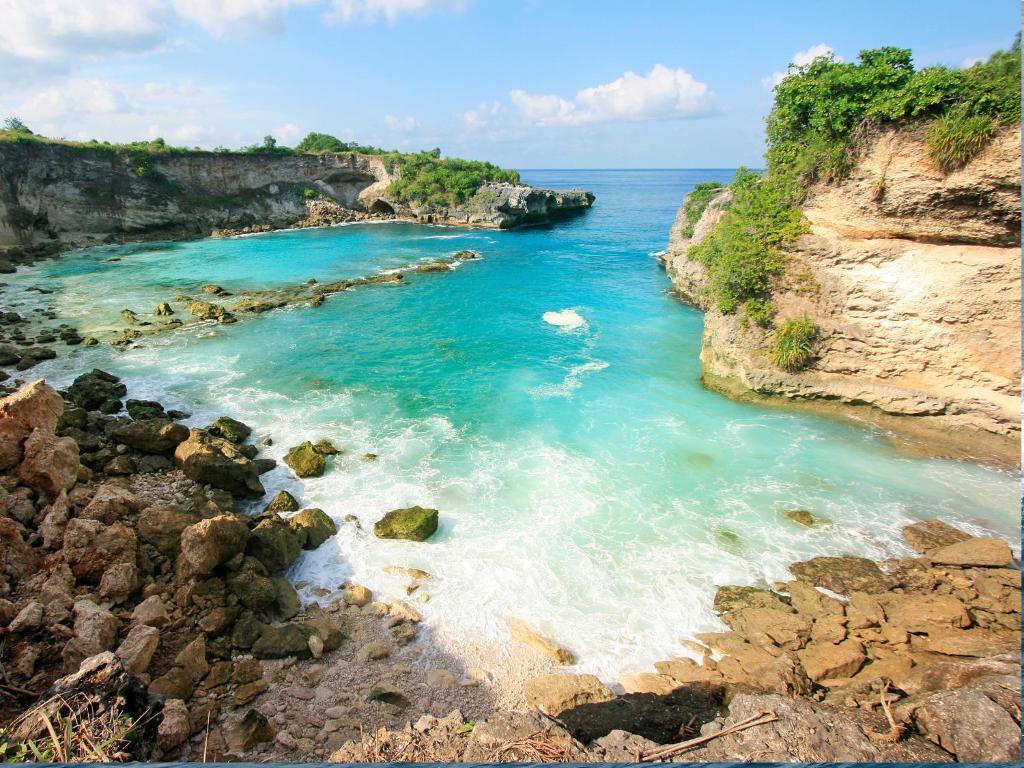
[
  {"xmin": 3, "ymin": 117, "xmax": 31, "ymax": 133},
  {"xmin": 262, "ymin": 135, "xmax": 277, "ymax": 150}
]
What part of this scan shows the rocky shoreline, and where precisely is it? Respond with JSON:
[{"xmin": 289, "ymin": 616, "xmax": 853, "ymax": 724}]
[{"xmin": 0, "ymin": 373, "xmax": 1018, "ymax": 762}]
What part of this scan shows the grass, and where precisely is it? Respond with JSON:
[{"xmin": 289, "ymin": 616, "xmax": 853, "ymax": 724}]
[
  {"xmin": 926, "ymin": 109, "xmax": 998, "ymax": 172},
  {"xmin": 770, "ymin": 315, "xmax": 818, "ymax": 371},
  {"xmin": 681, "ymin": 181, "xmax": 726, "ymax": 237}
]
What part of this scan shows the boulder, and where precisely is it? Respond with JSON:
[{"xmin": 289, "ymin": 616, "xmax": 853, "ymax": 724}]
[
  {"xmin": 713, "ymin": 585, "xmax": 789, "ymax": 615},
  {"xmin": 882, "ymin": 593, "xmax": 971, "ymax": 632},
  {"xmin": 9, "ymin": 600, "xmax": 43, "ymax": 633},
  {"xmin": 0, "ymin": 516, "xmax": 38, "ymax": 582},
  {"xmin": 721, "ymin": 608, "xmax": 812, "ymax": 650},
  {"xmin": 251, "ymin": 623, "xmax": 311, "ymax": 659},
  {"xmin": 63, "ymin": 519, "xmax": 137, "ymax": 583},
  {"xmin": 343, "ymin": 585, "xmax": 372, "ymax": 607},
  {"xmin": 66, "ymin": 370, "xmax": 126, "ymax": 413},
  {"xmin": 179, "ymin": 515, "xmax": 249, "ymax": 575},
  {"xmin": 796, "ymin": 639, "xmax": 866, "ymax": 681},
  {"xmin": 126, "ymin": 399, "xmax": 167, "ymax": 420},
  {"xmin": 618, "ymin": 672, "xmax": 681, "ymax": 695},
  {"xmin": 246, "ymin": 515, "xmax": 303, "ymax": 572},
  {"xmin": 916, "ymin": 627, "xmax": 1020, "ymax": 657},
  {"xmin": 264, "ymin": 490, "xmax": 299, "ymax": 513},
  {"xmin": 39, "ymin": 490, "xmax": 70, "ymax": 549},
  {"xmin": 80, "ymin": 484, "xmax": 142, "ymax": 524},
  {"xmin": 0, "ymin": 380, "xmax": 64, "ymax": 470},
  {"xmin": 902, "ymin": 519, "xmax": 972, "ymax": 553},
  {"xmin": 113, "ymin": 419, "xmax": 189, "ymax": 455},
  {"xmin": 17, "ymin": 429, "xmax": 79, "ymax": 500},
  {"xmin": 116, "ymin": 624, "xmax": 160, "ymax": 674},
  {"xmin": 507, "ymin": 618, "xmax": 575, "ymax": 664},
  {"xmin": 367, "ymin": 682, "xmax": 409, "ymax": 708},
  {"xmin": 72, "ymin": 600, "xmax": 120, "ymax": 655},
  {"xmin": 99, "ymin": 561, "xmax": 139, "ymax": 603},
  {"xmin": 283, "ymin": 441, "xmax": 326, "ymax": 478},
  {"xmin": 207, "ymin": 416, "xmax": 252, "ymax": 444},
  {"xmin": 157, "ymin": 699, "xmax": 191, "ymax": 751},
  {"xmin": 789, "ymin": 556, "xmax": 894, "ymax": 595},
  {"xmin": 928, "ymin": 538, "xmax": 1013, "ymax": 567},
  {"xmin": 356, "ymin": 640, "xmax": 390, "ymax": 661},
  {"xmin": 137, "ymin": 505, "xmax": 200, "ymax": 555},
  {"xmin": 522, "ymin": 674, "xmax": 614, "ymax": 715},
  {"xmin": 845, "ymin": 591, "xmax": 885, "ymax": 629},
  {"xmin": 785, "ymin": 509, "xmax": 828, "ymax": 527},
  {"xmin": 910, "ymin": 679, "xmax": 1021, "ymax": 761},
  {"xmin": 186, "ymin": 300, "xmax": 231, "ymax": 321},
  {"xmin": 173, "ymin": 429, "xmax": 264, "ymax": 498},
  {"xmin": 289, "ymin": 508, "xmax": 337, "ymax": 549},
  {"xmin": 132, "ymin": 595, "xmax": 171, "ymax": 628},
  {"xmin": 176, "ymin": 635, "xmax": 210, "ymax": 683},
  {"xmin": 149, "ymin": 667, "xmax": 197, "ymax": 701},
  {"xmin": 373, "ymin": 506, "xmax": 438, "ymax": 541},
  {"xmin": 785, "ymin": 580, "xmax": 844, "ymax": 618}
]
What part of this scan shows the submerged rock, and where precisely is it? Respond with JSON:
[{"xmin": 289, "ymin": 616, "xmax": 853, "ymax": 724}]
[
  {"xmin": 373, "ymin": 506, "xmax": 438, "ymax": 541},
  {"xmin": 507, "ymin": 618, "xmax": 575, "ymax": 664}
]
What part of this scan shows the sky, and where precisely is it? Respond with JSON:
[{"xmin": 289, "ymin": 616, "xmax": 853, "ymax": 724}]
[{"xmin": 0, "ymin": 0, "xmax": 1018, "ymax": 168}]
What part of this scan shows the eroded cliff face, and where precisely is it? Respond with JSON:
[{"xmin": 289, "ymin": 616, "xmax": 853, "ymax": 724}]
[
  {"xmin": 0, "ymin": 142, "xmax": 593, "ymax": 252},
  {"xmin": 663, "ymin": 127, "xmax": 1021, "ymax": 465}
]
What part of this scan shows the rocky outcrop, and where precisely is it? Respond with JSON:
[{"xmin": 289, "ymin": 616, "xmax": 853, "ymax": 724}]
[
  {"xmin": 0, "ymin": 142, "xmax": 593, "ymax": 257},
  {"xmin": 662, "ymin": 126, "xmax": 1021, "ymax": 465}
]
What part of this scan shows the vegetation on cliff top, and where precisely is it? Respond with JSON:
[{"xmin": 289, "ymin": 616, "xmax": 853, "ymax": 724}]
[
  {"xmin": 687, "ymin": 37, "xmax": 1020, "ymax": 371},
  {"xmin": 0, "ymin": 124, "xmax": 522, "ymax": 207}
]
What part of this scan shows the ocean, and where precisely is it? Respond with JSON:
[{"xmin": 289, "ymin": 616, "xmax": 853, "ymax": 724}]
[{"xmin": 5, "ymin": 168, "xmax": 1018, "ymax": 678}]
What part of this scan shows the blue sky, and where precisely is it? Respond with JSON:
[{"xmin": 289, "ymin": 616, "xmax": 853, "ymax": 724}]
[{"xmin": 1, "ymin": 0, "xmax": 1017, "ymax": 168}]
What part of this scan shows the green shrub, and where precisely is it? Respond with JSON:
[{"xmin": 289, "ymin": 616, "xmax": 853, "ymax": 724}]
[
  {"xmin": 770, "ymin": 315, "xmax": 818, "ymax": 371},
  {"xmin": 682, "ymin": 181, "xmax": 726, "ymax": 237},
  {"xmin": 302, "ymin": 187, "xmax": 318, "ymax": 199},
  {"xmin": 744, "ymin": 298, "xmax": 776, "ymax": 328},
  {"xmin": 388, "ymin": 152, "xmax": 520, "ymax": 206},
  {"xmin": 926, "ymin": 108, "xmax": 997, "ymax": 172}
]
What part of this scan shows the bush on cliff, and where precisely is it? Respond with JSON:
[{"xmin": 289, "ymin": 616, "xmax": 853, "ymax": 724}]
[
  {"xmin": 770, "ymin": 315, "xmax": 818, "ymax": 371},
  {"xmin": 681, "ymin": 181, "xmax": 726, "ymax": 237},
  {"xmin": 388, "ymin": 152, "xmax": 521, "ymax": 206}
]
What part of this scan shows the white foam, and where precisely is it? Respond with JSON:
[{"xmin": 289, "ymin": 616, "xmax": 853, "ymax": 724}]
[
  {"xmin": 530, "ymin": 360, "xmax": 609, "ymax": 399},
  {"xmin": 542, "ymin": 308, "xmax": 587, "ymax": 331}
]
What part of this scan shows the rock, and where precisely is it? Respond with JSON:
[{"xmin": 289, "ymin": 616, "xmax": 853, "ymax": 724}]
[
  {"xmin": 619, "ymin": 672, "xmax": 680, "ymax": 695},
  {"xmin": 113, "ymin": 418, "xmax": 189, "ymax": 455},
  {"xmin": 174, "ymin": 429, "xmax": 264, "ymax": 498},
  {"xmin": 713, "ymin": 585, "xmax": 788, "ymax": 614},
  {"xmin": 785, "ymin": 509, "xmax": 827, "ymax": 527},
  {"xmin": 232, "ymin": 679, "xmax": 269, "ymax": 705},
  {"xmin": 373, "ymin": 506, "xmax": 438, "ymax": 541},
  {"xmin": 226, "ymin": 709, "xmax": 276, "ymax": 752},
  {"xmin": 207, "ymin": 416, "xmax": 252, "ymax": 444},
  {"xmin": 721, "ymin": 607, "xmax": 812, "ymax": 650},
  {"xmin": 343, "ymin": 584, "xmax": 372, "ymax": 607},
  {"xmin": 104, "ymin": 455, "xmax": 137, "ymax": 475},
  {"xmin": 591, "ymin": 730, "xmax": 661, "ymax": 761},
  {"xmin": 18, "ymin": 429, "xmax": 78, "ymax": 500},
  {"xmin": 231, "ymin": 658, "xmax": 262, "ymax": 685},
  {"xmin": 72, "ymin": 600, "xmax": 119, "ymax": 655},
  {"xmin": 157, "ymin": 699, "xmax": 191, "ymax": 751},
  {"xmin": 427, "ymin": 669, "xmax": 456, "ymax": 688},
  {"xmin": 126, "ymin": 399, "xmax": 166, "ymax": 420},
  {"xmin": 137, "ymin": 505, "xmax": 200, "ymax": 555},
  {"xmin": 289, "ymin": 507, "xmax": 337, "ymax": 549},
  {"xmin": 902, "ymin": 519, "xmax": 972, "ymax": 553},
  {"xmin": 66, "ymin": 370, "xmax": 126, "ymax": 413},
  {"xmin": 313, "ymin": 439, "xmax": 339, "ymax": 455},
  {"xmin": 928, "ymin": 538, "xmax": 1013, "ymax": 567},
  {"xmin": 0, "ymin": 516, "xmax": 38, "ymax": 582},
  {"xmin": 154, "ymin": 302, "xmax": 174, "ymax": 316},
  {"xmin": 797, "ymin": 639, "xmax": 866, "ymax": 681},
  {"xmin": 201, "ymin": 284, "xmax": 227, "ymax": 295},
  {"xmin": 116, "ymin": 624, "xmax": 160, "ymax": 674},
  {"xmin": 81, "ymin": 484, "xmax": 142, "ymax": 524},
  {"xmin": 264, "ymin": 490, "xmax": 299, "ymax": 513},
  {"xmin": 246, "ymin": 514, "xmax": 303, "ymax": 572},
  {"xmin": 179, "ymin": 515, "xmax": 250, "ymax": 576},
  {"xmin": 149, "ymin": 666, "xmax": 196, "ymax": 700},
  {"xmin": 785, "ymin": 580, "xmax": 844, "ymax": 618},
  {"xmin": 882, "ymin": 593, "xmax": 971, "ymax": 632},
  {"xmin": 507, "ymin": 618, "xmax": 575, "ymax": 664},
  {"xmin": 9, "ymin": 600, "xmax": 43, "ymax": 633},
  {"xmin": 186, "ymin": 299, "xmax": 232, "ymax": 321},
  {"xmin": 390, "ymin": 622, "xmax": 417, "ymax": 645},
  {"xmin": 910, "ymin": 679, "xmax": 1021, "ymax": 761},
  {"xmin": 198, "ymin": 606, "xmax": 237, "ymax": 635},
  {"xmin": 385, "ymin": 599, "xmax": 422, "ymax": 623},
  {"xmin": 356, "ymin": 641, "xmax": 390, "ymax": 661},
  {"xmin": 283, "ymin": 441, "xmax": 326, "ymax": 477},
  {"xmin": 810, "ymin": 614, "xmax": 847, "ymax": 644},
  {"xmin": 368, "ymin": 682, "xmax": 409, "ymax": 708},
  {"xmin": 789, "ymin": 556, "xmax": 894, "ymax": 595},
  {"xmin": 176, "ymin": 635, "xmax": 210, "ymax": 683},
  {"xmin": 39, "ymin": 490, "xmax": 69, "ymax": 549},
  {"xmin": 846, "ymin": 591, "xmax": 884, "ymax": 629},
  {"xmin": 523, "ymin": 674, "xmax": 614, "ymax": 716},
  {"xmin": 132, "ymin": 594, "xmax": 171, "ymax": 627},
  {"xmin": 99, "ymin": 561, "xmax": 138, "ymax": 603},
  {"xmin": 0, "ymin": 379, "xmax": 64, "ymax": 470},
  {"xmin": 916, "ymin": 627, "xmax": 1020, "ymax": 657},
  {"xmin": 63, "ymin": 519, "xmax": 136, "ymax": 583},
  {"xmin": 251, "ymin": 623, "xmax": 311, "ymax": 659},
  {"xmin": 307, "ymin": 634, "xmax": 324, "ymax": 659}
]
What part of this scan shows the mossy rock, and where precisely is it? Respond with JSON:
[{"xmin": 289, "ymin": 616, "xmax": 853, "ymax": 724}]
[
  {"xmin": 314, "ymin": 439, "xmax": 340, "ymax": 456},
  {"xmin": 373, "ymin": 506, "xmax": 438, "ymax": 542},
  {"xmin": 208, "ymin": 415, "xmax": 252, "ymax": 444},
  {"xmin": 284, "ymin": 441, "xmax": 326, "ymax": 478},
  {"xmin": 785, "ymin": 509, "xmax": 829, "ymax": 527},
  {"xmin": 264, "ymin": 490, "xmax": 299, "ymax": 514},
  {"xmin": 289, "ymin": 508, "xmax": 338, "ymax": 549}
]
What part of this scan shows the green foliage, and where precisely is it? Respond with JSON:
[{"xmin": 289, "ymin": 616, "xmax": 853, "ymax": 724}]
[
  {"xmin": 688, "ymin": 168, "xmax": 806, "ymax": 313},
  {"xmin": 770, "ymin": 315, "xmax": 818, "ymax": 371},
  {"xmin": 682, "ymin": 181, "xmax": 725, "ymax": 237},
  {"xmin": 766, "ymin": 38, "xmax": 1020, "ymax": 183},
  {"xmin": 243, "ymin": 134, "xmax": 294, "ymax": 155},
  {"xmin": 743, "ymin": 297, "xmax": 776, "ymax": 328},
  {"xmin": 388, "ymin": 151, "xmax": 521, "ymax": 206},
  {"xmin": 2, "ymin": 117, "xmax": 31, "ymax": 134},
  {"xmin": 294, "ymin": 131, "xmax": 391, "ymax": 155},
  {"xmin": 926, "ymin": 107, "xmax": 997, "ymax": 172}
]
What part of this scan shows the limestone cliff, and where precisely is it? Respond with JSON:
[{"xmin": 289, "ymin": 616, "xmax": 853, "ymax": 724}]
[
  {"xmin": 662, "ymin": 126, "xmax": 1021, "ymax": 465},
  {"xmin": 0, "ymin": 142, "xmax": 593, "ymax": 253}
]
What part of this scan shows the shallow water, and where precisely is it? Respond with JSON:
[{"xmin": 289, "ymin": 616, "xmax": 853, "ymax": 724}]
[{"xmin": 6, "ymin": 169, "xmax": 1019, "ymax": 678}]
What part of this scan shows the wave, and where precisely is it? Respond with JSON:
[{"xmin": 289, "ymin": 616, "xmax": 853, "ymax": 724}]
[{"xmin": 542, "ymin": 308, "xmax": 587, "ymax": 331}]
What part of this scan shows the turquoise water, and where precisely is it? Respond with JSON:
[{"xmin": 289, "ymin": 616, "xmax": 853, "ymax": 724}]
[{"xmin": 6, "ymin": 169, "xmax": 1019, "ymax": 677}]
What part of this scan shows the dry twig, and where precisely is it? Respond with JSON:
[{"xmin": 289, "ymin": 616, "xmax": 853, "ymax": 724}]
[
  {"xmin": 640, "ymin": 710, "xmax": 779, "ymax": 761},
  {"xmin": 864, "ymin": 682, "xmax": 907, "ymax": 744}
]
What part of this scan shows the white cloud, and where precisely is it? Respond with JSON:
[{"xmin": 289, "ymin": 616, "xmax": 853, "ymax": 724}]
[
  {"xmin": 170, "ymin": 0, "xmax": 316, "ymax": 36},
  {"xmin": 272, "ymin": 121, "xmax": 303, "ymax": 143},
  {"xmin": 461, "ymin": 100, "xmax": 503, "ymax": 131},
  {"xmin": 508, "ymin": 65, "xmax": 715, "ymax": 128},
  {"xmin": 761, "ymin": 44, "xmax": 840, "ymax": 89},
  {"xmin": 0, "ymin": 0, "xmax": 169, "ymax": 62},
  {"xmin": 16, "ymin": 79, "xmax": 130, "ymax": 121},
  {"xmin": 384, "ymin": 114, "xmax": 417, "ymax": 132},
  {"xmin": 326, "ymin": 0, "xmax": 466, "ymax": 24}
]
